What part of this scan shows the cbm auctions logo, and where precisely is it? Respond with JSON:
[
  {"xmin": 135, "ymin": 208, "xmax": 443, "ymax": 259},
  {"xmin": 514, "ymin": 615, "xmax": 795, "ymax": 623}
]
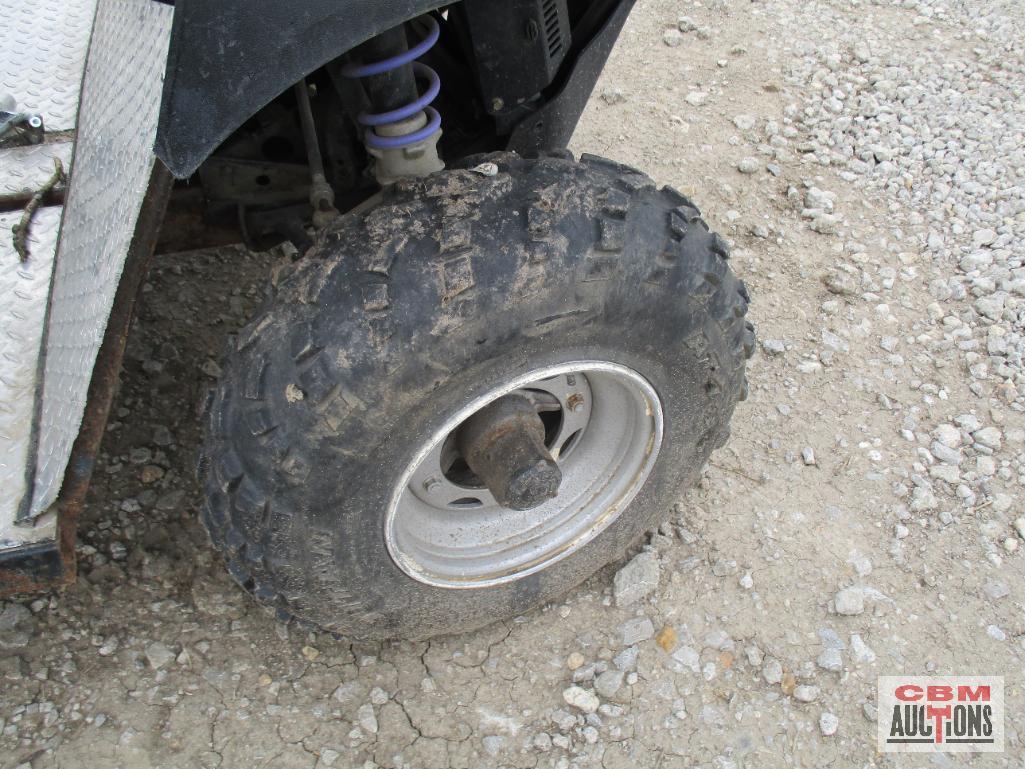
[{"xmin": 878, "ymin": 676, "xmax": 1004, "ymax": 753}]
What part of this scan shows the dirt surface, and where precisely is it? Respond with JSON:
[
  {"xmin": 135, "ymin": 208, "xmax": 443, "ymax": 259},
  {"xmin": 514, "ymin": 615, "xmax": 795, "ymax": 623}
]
[{"xmin": 3, "ymin": 1, "xmax": 1024, "ymax": 767}]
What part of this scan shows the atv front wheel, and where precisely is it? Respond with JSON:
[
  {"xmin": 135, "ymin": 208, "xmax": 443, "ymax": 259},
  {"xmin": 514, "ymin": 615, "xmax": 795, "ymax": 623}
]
[{"xmin": 198, "ymin": 151, "xmax": 754, "ymax": 639}]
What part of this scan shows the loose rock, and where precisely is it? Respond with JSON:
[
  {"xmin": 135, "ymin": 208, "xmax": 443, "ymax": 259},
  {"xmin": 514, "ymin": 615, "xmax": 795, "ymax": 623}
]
[
  {"xmin": 834, "ymin": 588, "xmax": 865, "ymax": 616},
  {"xmin": 613, "ymin": 551, "xmax": 660, "ymax": 606},
  {"xmin": 562, "ymin": 686, "xmax": 600, "ymax": 714},
  {"xmin": 819, "ymin": 712, "xmax": 839, "ymax": 736}
]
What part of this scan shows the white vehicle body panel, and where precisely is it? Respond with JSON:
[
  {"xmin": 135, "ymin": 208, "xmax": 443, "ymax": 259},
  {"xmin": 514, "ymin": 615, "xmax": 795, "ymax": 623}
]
[
  {"xmin": 31, "ymin": 0, "xmax": 174, "ymax": 519},
  {"xmin": 0, "ymin": 207, "xmax": 60, "ymax": 546},
  {"xmin": 0, "ymin": 0, "xmax": 173, "ymax": 552}
]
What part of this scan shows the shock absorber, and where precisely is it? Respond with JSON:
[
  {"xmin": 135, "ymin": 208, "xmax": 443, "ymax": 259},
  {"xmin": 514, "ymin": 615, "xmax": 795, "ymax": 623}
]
[{"xmin": 342, "ymin": 17, "xmax": 444, "ymax": 185}]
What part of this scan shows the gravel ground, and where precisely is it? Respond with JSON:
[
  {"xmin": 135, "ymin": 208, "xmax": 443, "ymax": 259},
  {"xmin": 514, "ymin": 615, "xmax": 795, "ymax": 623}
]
[{"xmin": 3, "ymin": 1, "xmax": 1025, "ymax": 767}]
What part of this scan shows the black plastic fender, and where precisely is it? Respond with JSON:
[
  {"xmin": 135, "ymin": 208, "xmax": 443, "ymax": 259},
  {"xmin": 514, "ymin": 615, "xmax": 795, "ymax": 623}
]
[
  {"xmin": 154, "ymin": 0, "xmax": 634, "ymax": 180},
  {"xmin": 155, "ymin": 0, "xmax": 451, "ymax": 179}
]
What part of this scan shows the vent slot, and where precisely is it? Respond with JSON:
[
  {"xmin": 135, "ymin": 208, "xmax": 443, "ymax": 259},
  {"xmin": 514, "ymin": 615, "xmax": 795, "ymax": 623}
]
[{"xmin": 541, "ymin": 0, "xmax": 563, "ymax": 58}]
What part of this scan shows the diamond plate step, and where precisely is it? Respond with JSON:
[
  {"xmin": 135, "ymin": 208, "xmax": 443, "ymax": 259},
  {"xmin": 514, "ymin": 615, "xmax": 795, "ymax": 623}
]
[{"xmin": 0, "ymin": 0, "xmax": 98, "ymax": 131}]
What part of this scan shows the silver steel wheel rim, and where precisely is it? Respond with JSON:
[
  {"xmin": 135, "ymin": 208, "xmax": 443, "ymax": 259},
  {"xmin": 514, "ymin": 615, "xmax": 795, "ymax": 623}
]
[{"xmin": 385, "ymin": 361, "xmax": 664, "ymax": 588}]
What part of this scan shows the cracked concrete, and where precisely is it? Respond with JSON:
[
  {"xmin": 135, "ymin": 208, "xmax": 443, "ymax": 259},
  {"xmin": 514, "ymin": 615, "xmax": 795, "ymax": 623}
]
[{"xmin": 4, "ymin": 0, "xmax": 1025, "ymax": 767}]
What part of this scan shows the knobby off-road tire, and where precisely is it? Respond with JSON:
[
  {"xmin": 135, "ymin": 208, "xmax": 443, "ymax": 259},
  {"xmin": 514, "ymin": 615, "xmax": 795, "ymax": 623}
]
[{"xmin": 198, "ymin": 150, "xmax": 755, "ymax": 640}]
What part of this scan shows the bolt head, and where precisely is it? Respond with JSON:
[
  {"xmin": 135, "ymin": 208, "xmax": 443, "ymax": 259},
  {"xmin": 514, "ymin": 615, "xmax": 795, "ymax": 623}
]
[
  {"xmin": 567, "ymin": 393, "xmax": 585, "ymax": 412},
  {"xmin": 423, "ymin": 477, "xmax": 441, "ymax": 493}
]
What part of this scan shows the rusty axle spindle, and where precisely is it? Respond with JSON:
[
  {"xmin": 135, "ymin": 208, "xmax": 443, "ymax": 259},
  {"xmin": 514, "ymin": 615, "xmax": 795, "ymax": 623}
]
[{"xmin": 458, "ymin": 394, "xmax": 562, "ymax": 510}]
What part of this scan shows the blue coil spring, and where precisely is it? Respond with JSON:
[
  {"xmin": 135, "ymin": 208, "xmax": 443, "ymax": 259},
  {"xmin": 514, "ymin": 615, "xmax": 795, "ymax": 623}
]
[{"xmin": 341, "ymin": 17, "xmax": 441, "ymax": 150}]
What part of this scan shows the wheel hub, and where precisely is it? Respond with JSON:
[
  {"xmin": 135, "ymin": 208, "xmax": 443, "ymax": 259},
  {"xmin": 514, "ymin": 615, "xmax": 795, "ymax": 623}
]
[
  {"xmin": 457, "ymin": 394, "xmax": 562, "ymax": 510},
  {"xmin": 386, "ymin": 362, "xmax": 663, "ymax": 588}
]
